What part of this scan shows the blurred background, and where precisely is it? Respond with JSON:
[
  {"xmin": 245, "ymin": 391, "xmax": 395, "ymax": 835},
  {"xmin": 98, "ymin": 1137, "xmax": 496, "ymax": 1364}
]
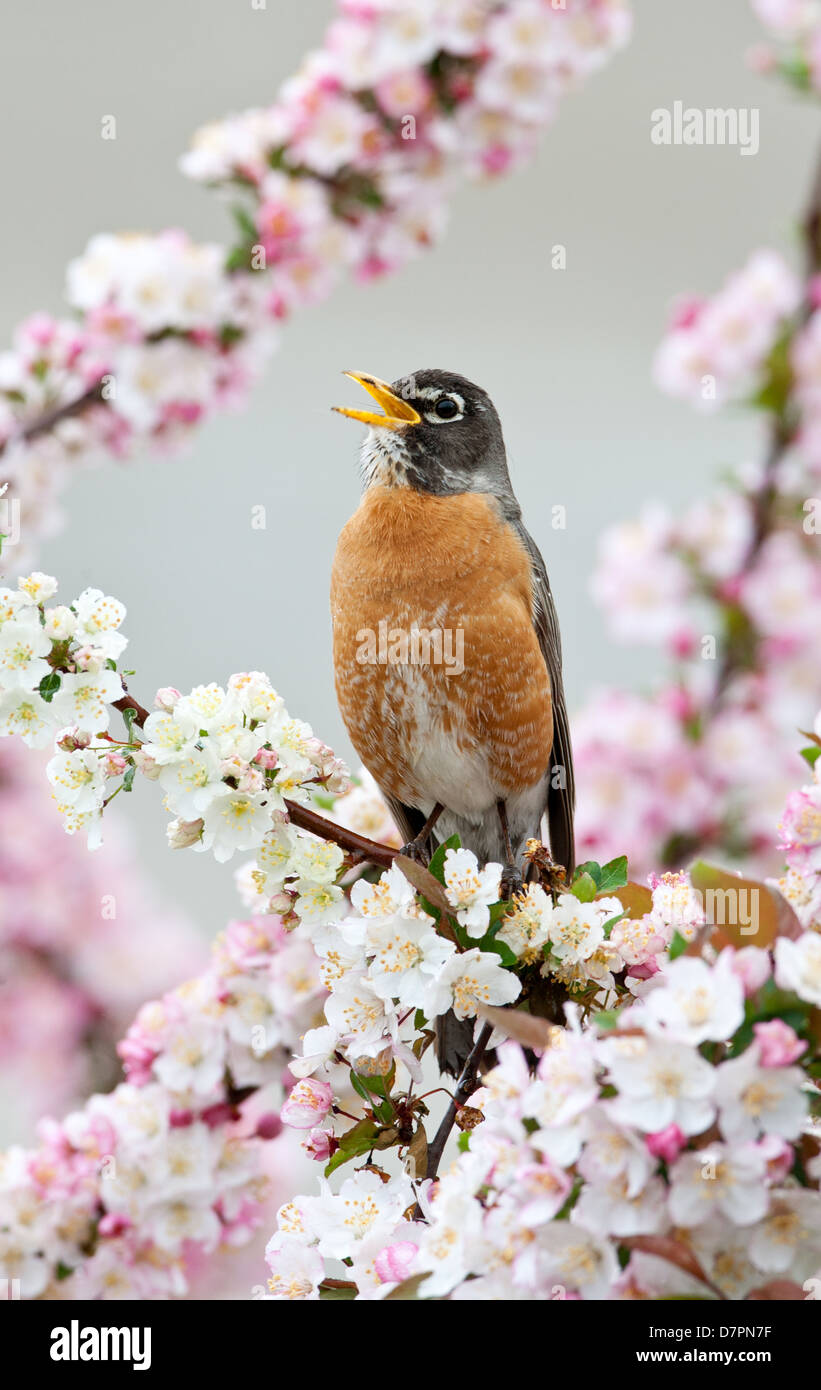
[{"xmin": 1, "ymin": 0, "xmax": 817, "ymax": 939}]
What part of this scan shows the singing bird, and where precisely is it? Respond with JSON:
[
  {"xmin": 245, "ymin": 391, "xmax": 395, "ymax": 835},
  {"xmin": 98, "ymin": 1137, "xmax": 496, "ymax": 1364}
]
[{"xmin": 330, "ymin": 369, "xmax": 575, "ymax": 1067}]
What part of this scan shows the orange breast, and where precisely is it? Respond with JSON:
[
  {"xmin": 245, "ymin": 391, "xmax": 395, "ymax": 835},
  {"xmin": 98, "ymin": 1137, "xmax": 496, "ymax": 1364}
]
[{"xmin": 331, "ymin": 486, "xmax": 553, "ymax": 813}]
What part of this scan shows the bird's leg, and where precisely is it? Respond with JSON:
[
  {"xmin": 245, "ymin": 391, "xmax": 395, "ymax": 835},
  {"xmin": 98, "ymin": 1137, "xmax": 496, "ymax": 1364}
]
[
  {"xmin": 497, "ymin": 799, "xmax": 523, "ymax": 899},
  {"xmin": 400, "ymin": 802, "xmax": 444, "ymax": 864}
]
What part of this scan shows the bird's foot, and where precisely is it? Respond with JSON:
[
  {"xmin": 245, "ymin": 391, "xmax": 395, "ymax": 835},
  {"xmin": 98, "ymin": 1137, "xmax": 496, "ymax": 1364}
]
[
  {"xmin": 500, "ymin": 864, "xmax": 524, "ymax": 900},
  {"xmin": 399, "ymin": 838, "xmax": 429, "ymax": 866}
]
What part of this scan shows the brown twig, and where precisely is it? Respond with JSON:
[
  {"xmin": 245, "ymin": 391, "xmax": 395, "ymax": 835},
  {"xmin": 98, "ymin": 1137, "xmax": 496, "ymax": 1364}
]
[
  {"xmin": 111, "ymin": 691, "xmax": 399, "ymax": 868},
  {"xmin": 424, "ymin": 1021, "xmax": 492, "ymax": 1182},
  {"xmin": 0, "ymin": 380, "xmax": 106, "ymax": 460},
  {"xmin": 707, "ymin": 140, "xmax": 821, "ymax": 709}
]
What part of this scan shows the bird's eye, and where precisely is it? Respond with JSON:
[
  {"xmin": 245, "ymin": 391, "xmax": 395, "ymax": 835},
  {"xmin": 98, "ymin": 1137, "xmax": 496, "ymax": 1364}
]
[{"xmin": 434, "ymin": 397, "xmax": 459, "ymax": 420}]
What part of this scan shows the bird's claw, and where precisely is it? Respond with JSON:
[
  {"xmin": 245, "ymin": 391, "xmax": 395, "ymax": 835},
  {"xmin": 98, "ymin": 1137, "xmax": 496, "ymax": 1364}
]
[
  {"xmin": 399, "ymin": 839, "xmax": 428, "ymax": 865},
  {"xmin": 500, "ymin": 864, "xmax": 523, "ymax": 900}
]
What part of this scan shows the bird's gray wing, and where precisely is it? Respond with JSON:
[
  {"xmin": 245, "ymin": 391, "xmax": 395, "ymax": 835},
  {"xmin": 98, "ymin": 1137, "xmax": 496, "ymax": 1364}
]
[
  {"xmin": 382, "ymin": 795, "xmax": 426, "ymax": 852},
  {"xmin": 512, "ymin": 518, "xmax": 576, "ymax": 876}
]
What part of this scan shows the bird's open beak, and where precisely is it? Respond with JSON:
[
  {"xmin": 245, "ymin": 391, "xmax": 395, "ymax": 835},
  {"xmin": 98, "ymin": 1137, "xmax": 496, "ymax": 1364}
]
[{"xmin": 332, "ymin": 371, "xmax": 421, "ymax": 431}]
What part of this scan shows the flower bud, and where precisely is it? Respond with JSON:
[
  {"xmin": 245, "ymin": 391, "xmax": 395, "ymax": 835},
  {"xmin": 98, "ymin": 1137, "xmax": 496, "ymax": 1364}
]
[
  {"xmin": 645, "ymin": 1124, "xmax": 686, "ymax": 1164},
  {"xmin": 133, "ymin": 749, "xmax": 161, "ymax": 780},
  {"xmin": 154, "ymin": 686, "xmax": 181, "ymax": 712},
  {"xmin": 166, "ymin": 816, "xmax": 204, "ymax": 849},
  {"xmin": 302, "ymin": 1127, "xmax": 332, "ymax": 1161},
  {"xmin": 74, "ymin": 644, "xmax": 105, "ymax": 672},
  {"xmin": 56, "ymin": 726, "xmax": 91, "ymax": 753},
  {"xmin": 280, "ymin": 1077, "xmax": 333, "ymax": 1129},
  {"xmin": 44, "ymin": 605, "xmax": 77, "ymax": 640},
  {"xmin": 753, "ymin": 1019, "xmax": 807, "ymax": 1067},
  {"xmin": 256, "ymin": 1112, "xmax": 284, "ymax": 1141}
]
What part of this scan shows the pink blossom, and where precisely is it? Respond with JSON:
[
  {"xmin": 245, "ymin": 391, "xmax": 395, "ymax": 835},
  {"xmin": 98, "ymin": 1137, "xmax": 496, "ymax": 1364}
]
[
  {"xmin": 302, "ymin": 1128, "xmax": 333, "ymax": 1162},
  {"xmin": 280, "ymin": 1077, "xmax": 334, "ymax": 1129},
  {"xmin": 756, "ymin": 1134, "xmax": 794, "ymax": 1184},
  {"xmin": 256, "ymin": 1112, "xmax": 284, "ymax": 1141},
  {"xmin": 154, "ymin": 687, "xmax": 181, "ymax": 711},
  {"xmin": 645, "ymin": 1124, "xmax": 687, "ymax": 1164},
  {"xmin": 753, "ymin": 1019, "xmax": 808, "ymax": 1067},
  {"xmin": 730, "ymin": 946, "xmax": 772, "ymax": 996},
  {"xmin": 373, "ymin": 1240, "xmax": 418, "ymax": 1285}
]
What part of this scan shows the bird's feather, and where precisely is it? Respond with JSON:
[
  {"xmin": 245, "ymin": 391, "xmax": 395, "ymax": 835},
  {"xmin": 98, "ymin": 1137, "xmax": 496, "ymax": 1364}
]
[{"xmin": 512, "ymin": 518, "xmax": 576, "ymax": 877}]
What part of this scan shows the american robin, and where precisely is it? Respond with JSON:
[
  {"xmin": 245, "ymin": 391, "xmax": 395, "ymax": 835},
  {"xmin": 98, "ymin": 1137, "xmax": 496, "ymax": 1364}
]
[{"xmin": 330, "ymin": 368, "xmax": 575, "ymax": 1071}]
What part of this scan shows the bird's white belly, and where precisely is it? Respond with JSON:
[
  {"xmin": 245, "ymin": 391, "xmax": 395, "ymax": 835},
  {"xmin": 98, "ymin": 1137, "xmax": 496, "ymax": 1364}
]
[{"xmin": 382, "ymin": 661, "xmax": 498, "ymax": 817}]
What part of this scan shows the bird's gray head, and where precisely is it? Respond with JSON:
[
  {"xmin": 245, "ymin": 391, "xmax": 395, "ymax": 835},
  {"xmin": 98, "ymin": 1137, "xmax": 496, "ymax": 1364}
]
[{"xmin": 334, "ymin": 367, "xmax": 515, "ymax": 503}]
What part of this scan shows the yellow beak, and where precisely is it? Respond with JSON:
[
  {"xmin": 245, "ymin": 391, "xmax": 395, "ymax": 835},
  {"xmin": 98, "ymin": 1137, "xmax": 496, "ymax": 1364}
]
[{"xmin": 333, "ymin": 371, "xmax": 421, "ymax": 431}]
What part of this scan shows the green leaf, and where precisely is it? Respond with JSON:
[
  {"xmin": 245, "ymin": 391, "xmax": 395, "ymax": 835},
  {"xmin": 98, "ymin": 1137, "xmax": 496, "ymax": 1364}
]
[
  {"xmin": 570, "ymin": 872, "xmax": 598, "ymax": 904},
  {"xmin": 38, "ymin": 671, "xmax": 61, "ymax": 703},
  {"xmin": 457, "ymin": 1132, "xmax": 471, "ymax": 1152},
  {"xmin": 225, "ymin": 246, "xmax": 251, "ymax": 273},
  {"xmin": 122, "ymin": 762, "xmax": 136, "ymax": 793},
  {"xmin": 384, "ymin": 1273, "xmax": 428, "ymax": 1301},
  {"xmin": 601, "ymin": 911, "xmax": 625, "ymax": 939},
  {"xmin": 749, "ymin": 329, "xmax": 794, "ymax": 417},
  {"xmin": 475, "ymin": 924, "xmax": 518, "ymax": 967},
  {"xmin": 574, "ymin": 860, "xmax": 602, "ymax": 888},
  {"xmin": 105, "ymin": 657, "xmax": 117, "ymax": 671},
  {"xmin": 219, "ymin": 323, "xmax": 243, "ymax": 349},
  {"xmin": 324, "ymin": 1119, "xmax": 379, "ymax": 1176},
  {"xmin": 597, "ymin": 855, "xmax": 628, "ymax": 894},
  {"xmin": 231, "ymin": 203, "xmax": 258, "ymax": 243},
  {"xmin": 426, "ymin": 835, "xmax": 461, "ymax": 885},
  {"xmin": 413, "ymin": 1008, "xmax": 428, "ymax": 1031},
  {"xmin": 319, "ymin": 1282, "xmax": 358, "ymax": 1300},
  {"xmin": 801, "ymin": 746, "xmax": 821, "ymax": 768},
  {"xmin": 669, "ymin": 930, "xmax": 688, "ymax": 961},
  {"xmin": 348, "ymin": 1072, "xmax": 371, "ymax": 1105}
]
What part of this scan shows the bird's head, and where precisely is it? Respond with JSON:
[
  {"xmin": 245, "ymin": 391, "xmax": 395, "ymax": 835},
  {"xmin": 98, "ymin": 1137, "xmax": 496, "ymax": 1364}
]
[{"xmin": 333, "ymin": 367, "xmax": 513, "ymax": 499}]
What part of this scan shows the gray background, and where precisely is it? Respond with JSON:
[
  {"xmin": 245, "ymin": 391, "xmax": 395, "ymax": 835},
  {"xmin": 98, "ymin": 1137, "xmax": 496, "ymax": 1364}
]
[{"xmin": 1, "ymin": 0, "xmax": 817, "ymax": 935}]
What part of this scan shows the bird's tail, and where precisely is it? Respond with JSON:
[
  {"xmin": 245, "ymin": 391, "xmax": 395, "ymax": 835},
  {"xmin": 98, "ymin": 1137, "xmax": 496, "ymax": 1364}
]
[
  {"xmin": 547, "ymin": 691, "xmax": 576, "ymax": 879},
  {"xmin": 435, "ymin": 1010, "xmax": 479, "ymax": 1079},
  {"xmin": 547, "ymin": 779, "xmax": 575, "ymax": 879}
]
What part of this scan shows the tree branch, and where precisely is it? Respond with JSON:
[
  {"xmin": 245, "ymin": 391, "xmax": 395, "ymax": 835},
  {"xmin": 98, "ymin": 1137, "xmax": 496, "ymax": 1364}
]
[
  {"xmin": 0, "ymin": 380, "xmax": 106, "ymax": 459},
  {"xmin": 424, "ymin": 1021, "xmax": 493, "ymax": 1182},
  {"xmin": 704, "ymin": 135, "xmax": 821, "ymax": 713},
  {"xmin": 111, "ymin": 692, "xmax": 399, "ymax": 869}
]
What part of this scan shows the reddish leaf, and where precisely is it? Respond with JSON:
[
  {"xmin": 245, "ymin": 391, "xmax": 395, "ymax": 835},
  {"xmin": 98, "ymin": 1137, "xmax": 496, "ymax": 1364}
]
[
  {"xmin": 477, "ymin": 1005, "xmax": 555, "ymax": 1049},
  {"xmin": 622, "ymin": 1236, "xmax": 718, "ymax": 1293},
  {"xmin": 747, "ymin": 1281, "xmax": 805, "ymax": 1301},
  {"xmin": 689, "ymin": 860, "xmax": 802, "ymax": 948},
  {"xmin": 610, "ymin": 882, "xmax": 653, "ymax": 919},
  {"xmin": 394, "ymin": 855, "xmax": 452, "ymax": 917}
]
